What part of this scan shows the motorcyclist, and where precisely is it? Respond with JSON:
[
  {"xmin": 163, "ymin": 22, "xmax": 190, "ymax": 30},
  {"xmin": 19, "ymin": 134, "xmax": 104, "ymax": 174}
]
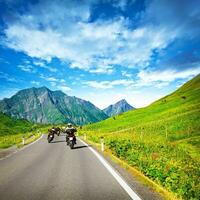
[
  {"xmin": 47, "ymin": 127, "xmax": 55, "ymax": 141},
  {"xmin": 65, "ymin": 123, "xmax": 77, "ymax": 144}
]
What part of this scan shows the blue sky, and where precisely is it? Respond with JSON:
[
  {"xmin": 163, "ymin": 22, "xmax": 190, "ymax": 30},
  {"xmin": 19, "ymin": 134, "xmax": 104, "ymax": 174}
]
[{"xmin": 0, "ymin": 0, "xmax": 200, "ymax": 109}]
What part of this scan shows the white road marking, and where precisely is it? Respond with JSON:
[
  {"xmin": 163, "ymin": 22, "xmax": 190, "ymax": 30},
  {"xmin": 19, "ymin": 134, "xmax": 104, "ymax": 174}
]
[
  {"xmin": 79, "ymin": 138, "xmax": 142, "ymax": 200},
  {"xmin": 0, "ymin": 134, "xmax": 44, "ymax": 161}
]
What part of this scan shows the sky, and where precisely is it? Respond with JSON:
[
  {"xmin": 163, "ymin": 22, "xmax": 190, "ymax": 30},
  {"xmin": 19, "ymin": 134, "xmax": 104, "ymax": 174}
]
[{"xmin": 0, "ymin": 0, "xmax": 200, "ymax": 109}]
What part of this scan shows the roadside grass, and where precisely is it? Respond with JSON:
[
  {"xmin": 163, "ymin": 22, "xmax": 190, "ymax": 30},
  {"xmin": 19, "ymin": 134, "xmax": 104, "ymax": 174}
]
[
  {"xmin": 0, "ymin": 112, "xmax": 51, "ymax": 149},
  {"xmin": 0, "ymin": 126, "xmax": 50, "ymax": 149},
  {"xmin": 79, "ymin": 74, "xmax": 200, "ymax": 200},
  {"xmin": 80, "ymin": 136, "xmax": 180, "ymax": 200}
]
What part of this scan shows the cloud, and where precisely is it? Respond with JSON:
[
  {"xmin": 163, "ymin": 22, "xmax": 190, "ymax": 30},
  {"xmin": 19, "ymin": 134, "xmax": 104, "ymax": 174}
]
[
  {"xmin": 60, "ymin": 79, "xmax": 66, "ymax": 83},
  {"xmin": 33, "ymin": 61, "xmax": 45, "ymax": 67},
  {"xmin": 112, "ymin": 0, "xmax": 133, "ymax": 10},
  {"xmin": 121, "ymin": 71, "xmax": 132, "ymax": 78},
  {"xmin": 84, "ymin": 79, "xmax": 134, "ymax": 89},
  {"xmin": 4, "ymin": 18, "xmax": 177, "ymax": 71},
  {"xmin": 50, "ymin": 82, "xmax": 57, "ymax": 87},
  {"xmin": 0, "ymin": 72, "xmax": 18, "ymax": 82},
  {"xmin": 0, "ymin": 58, "xmax": 10, "ymax": 64},
  {"xmin": 39, "ymin": 75, "xmax": 69, "ymax": 91},
  {"xmin": 40, "ymin": 75, "xmax": 58, "ymax": 82},
  {"xmin": 18, "ymin": 64, "xmax": 36, "ymax": 73},
  {"xmin": 1, "ymin": 0, "xmax": 199, "ymax": 109},
  {"xmin": 144, "ymin": 0, "xmax": 200, "ymax": 40},
  {"xmin": 137, "ymin": 66, "xmax": 200, "ymax": 87},
  {"xmin": 58, "ymin": 85, "xmax": 72, "ymax": 93},
  {"xmin": 2, "ymin": 0, "xmax": 187, "ymax": 73},
  {"xmin": 84, "ymin": 65, "xmax": 200, "ymax": 90},
  {"xmin": 31, "ymin": 80, "xmax": 40, "ymax": 86},
  {"xmin": 33, "ymin": 60, "xmax": 58, "ymax": 72},
  {"xmin": 89, "ymin": 66, "xmax": 114, "ymax": 74}
]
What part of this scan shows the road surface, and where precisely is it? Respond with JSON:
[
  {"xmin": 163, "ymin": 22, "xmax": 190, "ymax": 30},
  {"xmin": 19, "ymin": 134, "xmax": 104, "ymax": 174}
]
[{"xmin": 0, "ymin": 134, "xmax": 159, "ymax": 200}]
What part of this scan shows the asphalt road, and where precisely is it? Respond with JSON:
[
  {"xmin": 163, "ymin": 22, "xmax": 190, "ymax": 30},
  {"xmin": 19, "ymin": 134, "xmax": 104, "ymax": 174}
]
[{"xmin": 0, "ymin": 134, "xmax": 155, "ymax": 200}]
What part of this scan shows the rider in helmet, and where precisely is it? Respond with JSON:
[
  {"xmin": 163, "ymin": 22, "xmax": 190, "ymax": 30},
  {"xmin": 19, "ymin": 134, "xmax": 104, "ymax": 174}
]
[{"xmin": 65, "ymin": 123, "xmax": 77, "ymax": 144}]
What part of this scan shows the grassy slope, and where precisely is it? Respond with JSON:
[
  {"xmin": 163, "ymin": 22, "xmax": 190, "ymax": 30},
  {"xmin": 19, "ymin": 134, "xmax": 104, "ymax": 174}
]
[
  {"xmin": 0, "ymin": 113, "xmax": 49, "ymax": 148},
  {"xmin": 81, "ymin": 74, "xmax": 200, "ymax": 200},
  {"xmin": 0, "ymin": 112, "xmax": 33, "ymax": 135}
]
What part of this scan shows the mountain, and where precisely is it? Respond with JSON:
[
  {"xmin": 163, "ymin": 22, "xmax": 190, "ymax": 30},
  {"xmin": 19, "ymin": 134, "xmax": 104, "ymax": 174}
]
[
  {"xmin": 81, "ymin": 74, "xmax": 200, "ymax": 200},
  {"xmin": 0, "ymin": 87, "xmax": 108, "ymax": 125},
  {"xmin": 103, "ymin": 99, "xmax": 134, "ymax": 117}
]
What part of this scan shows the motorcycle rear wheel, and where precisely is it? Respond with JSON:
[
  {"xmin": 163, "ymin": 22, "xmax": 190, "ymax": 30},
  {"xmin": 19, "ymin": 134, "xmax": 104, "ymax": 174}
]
[{"xmin": 70, "ymin": 142, "xmax": 74, "ymax": 149}]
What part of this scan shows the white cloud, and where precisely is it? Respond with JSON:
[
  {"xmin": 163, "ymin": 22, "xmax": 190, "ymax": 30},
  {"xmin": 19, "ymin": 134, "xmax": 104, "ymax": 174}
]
[
  {"xmin": 89, "ymin": 66, "xmax": 114, "ymax": 74},
  {"xmin": 0, "ymin": 58, "xmax": 9, "ymax": 64},
  {"xmin": 144, "ymin": 0, "xmax": 200, "ymax": 39},
  {"xmin": 48, "ymin": 67, "xmax": 58, "ymax": 72},
  {"xmin": 58, "ymin": 85, "xmax": 72, "ymax": 93},
  {"xmin": 0, "ymin": 72, "xmax": 18, "ymax": 82},
  {"xmin": 122, "ymin": 71, "xmax": 132, "ymax": 78},
  {"xmin": 136, "ymin": 66, "xmax": 200, "ymax": 88},
  {"xmin": 2, "ymin": 0, "xmax": 181, "ymax": 73},
  {"xmin": 50, "ymin": 82, "xmax": 57, "ymax": 87},
  {"xmin": 40, "ymin": 74, "xmax": 58, "ymax": 82},
  {"xmin": 46, "ymin": 76, "xmax": 57, "ymax": 82},
  {"xmin": 18, "ymin": 64, "xmax": 36, "ymax": 73},
  {"xmin": 39, "ymin": 75, "xmax": 70, "ymax": 91},
  {"xmin": 85, "ymin": 81, "xmax": 112, "ymax": 89},
  {"xmin": 33, "ymin": 61, "xmax": 45, "ymax": 67},
  {"xmin": 31, "ymin": 80, "xmax": 40, "ymax": 86},
  {"xmin": 113, "ymin": 0, "xmax": 136, "ymax": 11},
  {"xmin": 60, "ymin": 79, "xmax": 66, "ymax": 83},
  {"xmin": 84, "ymin": 79, "xmax": 134, "ymax": 89},
  {"xmin": 33, "ymin": 60, "xmax": 58, "ymax": 72}
]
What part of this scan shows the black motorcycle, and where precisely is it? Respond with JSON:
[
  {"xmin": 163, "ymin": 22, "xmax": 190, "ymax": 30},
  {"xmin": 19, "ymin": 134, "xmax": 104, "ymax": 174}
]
[
  {"xmin": 66, "ymin": 134, "xmax": 76, "ymax": 149},
  {"xmin": 47, "ymin": 130, "xmax": 54, "ymax": 143}
]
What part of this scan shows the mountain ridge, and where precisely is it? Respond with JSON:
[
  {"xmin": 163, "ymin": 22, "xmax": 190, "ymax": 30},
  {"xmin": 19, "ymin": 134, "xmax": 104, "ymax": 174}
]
[{"xmin": 0, "ymin": 87, "xmax": 108, "ymax": 125}]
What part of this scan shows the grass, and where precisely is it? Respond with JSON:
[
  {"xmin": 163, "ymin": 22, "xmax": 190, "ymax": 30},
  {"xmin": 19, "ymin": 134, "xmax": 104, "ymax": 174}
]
[
  {"xmin": 81, "ymin": 137, "xmax": 179, "ymax": 200},
  {"xmin": 0, "ymin": 112, "xmax": 50, "ymax": 148},
  {"xmin": 79, "ymin": 74, "xmax": 200, "ymax": 200}
]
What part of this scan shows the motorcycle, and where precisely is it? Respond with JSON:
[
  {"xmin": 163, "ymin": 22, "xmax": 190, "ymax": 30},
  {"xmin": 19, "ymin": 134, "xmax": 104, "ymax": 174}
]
[
  {"xmin": 47, "ymin": 129, "xmax": 55, "ymax": 143},
  {"xmin": 55, "ymin": 127, "xmax": 61, "ymax": 136},
  {"xmin": 66, "ymin": 134, "xmax": 76, "ymax": 149}
]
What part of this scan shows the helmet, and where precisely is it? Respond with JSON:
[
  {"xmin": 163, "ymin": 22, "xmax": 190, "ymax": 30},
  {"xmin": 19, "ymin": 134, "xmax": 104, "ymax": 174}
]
[{"xmin": 67, "ymin": 123, "xmax": 72, "ymax": 127}]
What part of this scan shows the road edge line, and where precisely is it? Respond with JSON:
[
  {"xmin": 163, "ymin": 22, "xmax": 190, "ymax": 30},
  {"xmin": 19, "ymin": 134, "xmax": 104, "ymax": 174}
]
[
  {"xmin": 0, "ymin": 134, "xmax": 44, "ymax": 161},
  {"xmin": 79, "ymin": 138, "xmax": 142, "ymax": 200}
]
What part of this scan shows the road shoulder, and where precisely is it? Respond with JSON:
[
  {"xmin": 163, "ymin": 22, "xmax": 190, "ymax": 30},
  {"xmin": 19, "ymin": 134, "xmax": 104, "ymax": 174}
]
[
  {"xmin": 0, "ymin": 134, "xmax": 43, "ymax": 160},
  {"xmin": 79, "ymin": 138, "xmax": 164, "ymax": 200}
]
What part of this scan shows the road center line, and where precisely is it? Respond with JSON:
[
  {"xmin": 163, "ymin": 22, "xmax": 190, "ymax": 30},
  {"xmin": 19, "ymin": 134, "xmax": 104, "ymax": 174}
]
[{"xmin": 79, "ymin": 138, "xmax": 142, "ymax": 200}]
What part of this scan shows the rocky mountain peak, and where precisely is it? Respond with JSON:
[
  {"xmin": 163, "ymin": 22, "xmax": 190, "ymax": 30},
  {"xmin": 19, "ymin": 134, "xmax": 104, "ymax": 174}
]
[{"xmin": 103, "ymin": 99, "xmax": 134, "ymax": 117}]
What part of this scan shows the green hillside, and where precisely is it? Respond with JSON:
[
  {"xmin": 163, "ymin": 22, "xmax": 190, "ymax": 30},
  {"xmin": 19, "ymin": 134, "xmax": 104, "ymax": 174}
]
[
  {"xmin": 81, "ymin": 74, "xmax": 200, "ymax": 200},
  {"xmin": 0, "ymin": 112, "xmax": 33, "ymax": 135},
  {"xmin": 0, "ymin": 113, "xmax": 47, "ymax": 148}
]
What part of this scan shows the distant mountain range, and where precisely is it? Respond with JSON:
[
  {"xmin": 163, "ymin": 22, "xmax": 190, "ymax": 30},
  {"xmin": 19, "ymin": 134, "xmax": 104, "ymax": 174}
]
[
  {"xmin": 103, "ymin": 99, "xmax": 134, "ymax": 117},
  {"xmin": 0, "ymin": 87, "xmax": 108, "ymax": 125}
]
